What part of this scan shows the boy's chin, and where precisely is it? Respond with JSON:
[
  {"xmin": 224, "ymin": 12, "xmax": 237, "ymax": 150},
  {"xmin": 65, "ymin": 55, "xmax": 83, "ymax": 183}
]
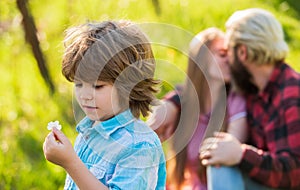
[
  {"xmin": 85, "ymin": 114, "xmax": 101, "ymax": 121},
  {"xmin": 87, "ymin": 114, "xmax": 114, "ymax": 122}
]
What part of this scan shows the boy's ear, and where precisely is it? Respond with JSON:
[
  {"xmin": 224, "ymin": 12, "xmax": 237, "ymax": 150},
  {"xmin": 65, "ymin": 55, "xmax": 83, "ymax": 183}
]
[{"xmin": 236, "ymin": 45, "xmax": 247, "ymax": 61}]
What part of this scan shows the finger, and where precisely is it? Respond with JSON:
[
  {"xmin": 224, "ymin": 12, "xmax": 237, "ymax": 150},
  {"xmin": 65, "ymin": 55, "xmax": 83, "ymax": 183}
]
[
  {"xmin": 201, "ymin": 159, "xmax": 209, "ymax": 166},
  {"xmin": 52, "ymin": 127, "xmax": 67, "ymax": 144},
  {"xmin": 213, "ymin": 131, "xmax": 227, "ymax": 138},
  {"xmin": 44, "ymin": 131, "xmax": 56, "ymax": 144},
  {"xmin": 200, "ymin": 138, "xmax": 218, "ymax": 152},
  {"xmin": 43, "ymin": 140, "xmax": 47, "ymax": 153},
  {"xmin": 202, "ymin": 137, "xmax": 219, "ymax": 145},
  {"xmin": 201, "ymin": 141, "xmax": 216, "ymax": 150},
  {"xmin": 202, "ymin": 155, "xmax": 219, "ymax": 166},
  {"xmin": 43, "ymin": 133, "xmax": 57, "ymax": 155},
  {"xmin": 199, "ymin": 150, "xmax": 211, "ymax": 160}
]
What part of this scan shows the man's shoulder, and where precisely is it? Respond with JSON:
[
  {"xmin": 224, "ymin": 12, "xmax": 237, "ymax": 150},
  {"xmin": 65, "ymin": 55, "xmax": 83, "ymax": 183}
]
[
  {"xmin": 274, "ymin": 63, "xmax": 300, "ymax": 101},
  {"xmin": 281, "ymin": 63, "xmax": 300, "ymax": 80},
  {"xmin": 273, "ymin": 63, "xmax": 300, "ymax": 89}
]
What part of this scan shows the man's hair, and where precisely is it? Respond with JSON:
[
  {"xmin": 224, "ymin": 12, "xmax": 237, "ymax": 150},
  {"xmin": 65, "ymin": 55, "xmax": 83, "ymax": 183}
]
[
  {"xmin": 225, "ymin": 8, "xmax": 289, "ymax": 65},
  {"xmin": 62, "ymin": 20, "xmax": 159, "ymax": 118}
]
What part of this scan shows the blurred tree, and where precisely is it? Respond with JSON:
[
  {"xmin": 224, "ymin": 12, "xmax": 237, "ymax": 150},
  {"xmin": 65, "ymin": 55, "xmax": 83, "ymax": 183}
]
[
  {"xmin": 152, "ymin": 0, "xmax": 161, "ymax": 15},
  {"xmin": 285, "ymin": 0, "xmax": 300, "ymax": 18},
  {"xmin": 16, "ymin": 0, "xmax": 55, "ymax": 93},
  {"xmin": 276, "ymin": 0, "xmax": 300, "ymax": 18}
]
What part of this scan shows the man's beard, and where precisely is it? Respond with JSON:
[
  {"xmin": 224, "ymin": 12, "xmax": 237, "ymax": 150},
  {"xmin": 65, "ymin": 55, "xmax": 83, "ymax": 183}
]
[{"xmin": 229, "ymin": 47, "xmax": 258, "ymax": 95}]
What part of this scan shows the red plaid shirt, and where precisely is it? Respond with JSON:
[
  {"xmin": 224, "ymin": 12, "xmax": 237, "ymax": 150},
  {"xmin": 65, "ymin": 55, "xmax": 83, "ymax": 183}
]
[{"xmin": 240, "ymin": 63, "xmax": 300, "ymax": 189}]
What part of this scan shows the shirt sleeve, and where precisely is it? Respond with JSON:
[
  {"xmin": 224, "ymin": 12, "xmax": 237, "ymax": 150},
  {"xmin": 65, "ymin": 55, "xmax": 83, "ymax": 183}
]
[
  {"xmin": 239, "ymin": 90, "xmax": 300, "ymax": 189},
  {"xmin": 227, "ymin": 91, "xmax": 247, "ymax": 123}
]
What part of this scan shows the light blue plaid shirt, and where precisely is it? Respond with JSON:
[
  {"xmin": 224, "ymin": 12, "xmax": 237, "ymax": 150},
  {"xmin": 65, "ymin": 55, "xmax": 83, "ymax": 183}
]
[{"xmin": 64, "ymin": 109, "xmax": 166, "ymax": 190}]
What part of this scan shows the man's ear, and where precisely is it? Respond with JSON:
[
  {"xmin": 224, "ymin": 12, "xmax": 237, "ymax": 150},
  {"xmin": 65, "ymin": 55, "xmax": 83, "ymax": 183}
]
[{"xmin": 236, "ymin": 45, "xmax": 247, "ymax": 61}]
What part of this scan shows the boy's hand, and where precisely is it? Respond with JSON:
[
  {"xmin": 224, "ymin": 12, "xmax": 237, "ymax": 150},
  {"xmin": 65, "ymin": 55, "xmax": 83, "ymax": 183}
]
[{"xmin": 43, "ymin": 128, "xmax": 78, "ymax": 168}]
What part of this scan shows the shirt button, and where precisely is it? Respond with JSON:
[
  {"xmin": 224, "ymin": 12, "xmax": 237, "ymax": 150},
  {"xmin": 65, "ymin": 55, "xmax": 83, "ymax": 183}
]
[{"xmin": 84, "ymin": 135, "xmax": 89, "ymax": 140}]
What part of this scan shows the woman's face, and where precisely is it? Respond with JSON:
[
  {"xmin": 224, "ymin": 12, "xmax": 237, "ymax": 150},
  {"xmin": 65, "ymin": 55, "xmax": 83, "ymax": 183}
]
[{"xmin": 208, "ymin": 38, "xmax": 230, "ymax": 83}]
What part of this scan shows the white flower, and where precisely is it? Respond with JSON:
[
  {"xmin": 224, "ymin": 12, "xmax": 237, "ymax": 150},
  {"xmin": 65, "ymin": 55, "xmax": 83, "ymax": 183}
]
[{"xmin": 47, "ymin": 120, "xmax": 62, "ymax": 130}]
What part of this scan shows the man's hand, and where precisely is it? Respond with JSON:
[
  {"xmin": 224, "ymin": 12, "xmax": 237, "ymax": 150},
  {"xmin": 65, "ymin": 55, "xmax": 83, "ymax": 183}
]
[{"xmin": 199, "ymin": 132, "xmax": 245, "ymax": 166}]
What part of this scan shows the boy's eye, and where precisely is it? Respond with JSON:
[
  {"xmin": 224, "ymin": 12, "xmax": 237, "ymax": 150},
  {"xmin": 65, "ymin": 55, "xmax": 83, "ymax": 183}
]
[{"xmin": 93, "ymin": 85, "xmax": 104, "ymax": 89}]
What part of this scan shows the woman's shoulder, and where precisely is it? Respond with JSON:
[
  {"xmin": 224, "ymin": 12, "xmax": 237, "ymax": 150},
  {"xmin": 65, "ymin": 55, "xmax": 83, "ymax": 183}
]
[
  {"xmin": 227, "ymin": 90, "xmax": 247, "ymax": 121},
  {"xmin": 227, "ymin": 90, "xmax": 246, "ymax": 107}
]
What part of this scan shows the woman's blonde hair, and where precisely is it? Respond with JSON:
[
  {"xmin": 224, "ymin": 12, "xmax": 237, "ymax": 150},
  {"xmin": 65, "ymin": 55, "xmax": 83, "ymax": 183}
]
[
  {"xmin": 168, "ymin": 27, "xmax": 227, "ymax": 189},
  {"xmin": 225, "ymin": 8, "xmax": 289, "ymax": 65},
  {"xmin": 62, "ymin": 20, "xmax": 159, "ymax": 118}
]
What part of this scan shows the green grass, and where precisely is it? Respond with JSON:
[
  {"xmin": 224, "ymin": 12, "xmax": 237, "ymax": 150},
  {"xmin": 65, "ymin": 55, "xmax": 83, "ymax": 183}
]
[{"xmin": 1, "ymin": 0, "xmax": 300, "ymax": 189}]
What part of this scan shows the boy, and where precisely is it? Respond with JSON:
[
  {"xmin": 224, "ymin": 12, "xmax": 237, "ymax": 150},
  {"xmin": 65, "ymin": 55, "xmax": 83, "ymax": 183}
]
[{"xmin": 43, "ymin": 20, "xmax": 166, "ymax": 190}]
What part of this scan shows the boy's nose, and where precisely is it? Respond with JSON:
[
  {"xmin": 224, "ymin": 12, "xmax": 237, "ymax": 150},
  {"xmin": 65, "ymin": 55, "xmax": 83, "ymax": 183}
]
[
  {"xmin": 80, "ymin": 89, "xmax": 93, "ymax": 100},
  {"xmin": 80, "ymin": 94, "xmax": 93, "ymax": 100}
]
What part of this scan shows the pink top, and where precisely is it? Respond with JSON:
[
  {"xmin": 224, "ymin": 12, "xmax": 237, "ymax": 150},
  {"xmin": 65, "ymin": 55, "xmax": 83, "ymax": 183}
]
[{"xmin": 183, "ymin": 91, "xmax": 246, "ymax": 190}]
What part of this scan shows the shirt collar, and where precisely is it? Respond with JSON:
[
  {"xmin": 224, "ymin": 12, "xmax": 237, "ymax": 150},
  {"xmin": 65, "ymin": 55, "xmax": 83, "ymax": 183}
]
[
  {"xmin": 76, "ymin": 109, "xmax": 136, "ymax": 139},
  {"xmin": 254, "ymin": 62, "xmax": 284, "ymax": 102}
]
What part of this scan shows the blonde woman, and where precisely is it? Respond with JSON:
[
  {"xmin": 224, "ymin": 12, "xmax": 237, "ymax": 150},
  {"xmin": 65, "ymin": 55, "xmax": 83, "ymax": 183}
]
[{"xmin": 148, "ymin": 27, "xmax": 247, "ymax": 189}]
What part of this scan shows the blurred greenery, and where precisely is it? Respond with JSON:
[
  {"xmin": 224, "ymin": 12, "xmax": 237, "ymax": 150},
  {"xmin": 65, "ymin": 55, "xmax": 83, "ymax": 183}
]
[{"xmin": 1, "ymin": 0, "xmax": 300, "ymax": 189}]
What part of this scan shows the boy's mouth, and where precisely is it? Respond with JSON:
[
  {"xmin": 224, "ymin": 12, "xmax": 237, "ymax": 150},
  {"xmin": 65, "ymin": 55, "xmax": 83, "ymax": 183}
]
[{"xmin": 82, "ymin": 105, "xmax": 98, "ymax": 111}]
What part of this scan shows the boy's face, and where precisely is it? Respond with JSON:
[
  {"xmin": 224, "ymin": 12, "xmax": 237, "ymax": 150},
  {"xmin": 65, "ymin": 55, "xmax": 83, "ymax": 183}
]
[{"xmin": 74, "ymin": 80, "xmax": 122, "ymax": 121}]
